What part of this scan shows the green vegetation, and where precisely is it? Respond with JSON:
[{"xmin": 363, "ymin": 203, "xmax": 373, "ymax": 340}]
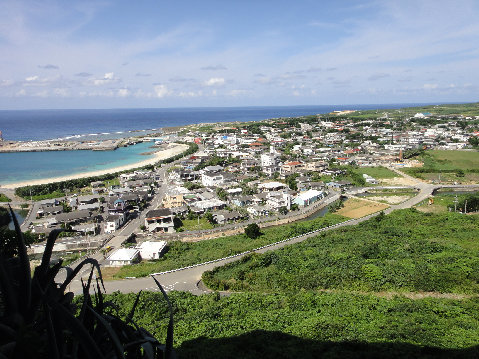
[
  {"xmin": 1, "ymin": 208, "xmax": 173, "ymax": 358},
  {"xmin": 105, "ymin": 290, "xmax": 479, "ymax": 358},
  {"xmin": 244, "ymin": 223, "xmax": 261, "ymax": 239},
  {"xmin": 113, "ymin": 213, "xmax": 345, "ymax": 278},
  {"xmin": 103, "ymin": 177, "xmax": 120, "ymax": 187},
  {"xmin": 0, "ymin": 193, "xmax": 11, "ymax": 202},
  {"xmin": 31, "ymin": 190, "xmax": 66, "ymax": 201},
  {"xmin": 204, "ymin": 209, "xmax": 479, "ymax": 294},
  {"xmin": 405, "ymin": 150, "xmax": 479, "ymax": 181},
  {"xmin": 179, "ymin": 217, "xmax": 214, "ymax": 231},
  {"xmin": 344, "ymin": 102, "xmax": 479, "ymax": 121}
]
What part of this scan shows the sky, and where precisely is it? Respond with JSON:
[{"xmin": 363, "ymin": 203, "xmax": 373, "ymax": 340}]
[{"xmin": 0, "ymin": 0, "xmax": 478, "ymax": 110}]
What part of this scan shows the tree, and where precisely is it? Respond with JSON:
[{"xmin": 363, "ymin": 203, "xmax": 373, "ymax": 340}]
[
  {"xmin": 173, "ymin": 216, "xmax": 183, "ymax": 230},
  {"xmin": 244, "ymin": 223, "xmax": 261, "ymax": 239},
  {"xmin": 205, "ymin": 212, "xmax": 216, "ymax": 225},
  {"xmin": 468, "ymin": 136, "xmax": 479, "ymax": 147}
]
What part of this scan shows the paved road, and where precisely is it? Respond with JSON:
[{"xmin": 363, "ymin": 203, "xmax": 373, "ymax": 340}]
[{"xmin": 64, "ymin": 167, "xmax": 479, "ymax": 295}]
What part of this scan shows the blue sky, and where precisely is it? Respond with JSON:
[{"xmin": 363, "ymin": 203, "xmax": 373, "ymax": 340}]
[{"xmin": 0, "ymin": 0, "xmax": 478, "ymax": 109}]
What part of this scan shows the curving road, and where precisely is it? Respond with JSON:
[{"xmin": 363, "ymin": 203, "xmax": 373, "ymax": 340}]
[{"xmin": 65, "ymin": 168, "xmax": 479, "ymax": 295}]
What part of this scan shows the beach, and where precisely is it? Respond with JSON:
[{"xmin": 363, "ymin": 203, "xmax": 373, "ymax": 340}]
[{"xmin": 1, "ymin": 143, "xmax": 189, "ymax": 189}]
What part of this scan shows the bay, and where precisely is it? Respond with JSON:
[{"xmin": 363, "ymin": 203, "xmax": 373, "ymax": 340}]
[{"xmin": 0, "ymin": 141, "xmax": 156, "ymax": 185}]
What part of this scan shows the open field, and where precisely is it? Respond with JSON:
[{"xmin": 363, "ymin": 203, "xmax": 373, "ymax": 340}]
[
  {"xmin": 336, "ymin": 198, "xmax": 389, "ymax": 218},
  {"xmin": 405, "ymin": 150, "xmax": 479, "ymax": 183},
  {"xmin": 180, "ymin": 218, "xmax": 214, "ymax": 231},
  {"xmin": 363, "ymin": 194, "xmax": 414, "ymax": 205},
  {"xmin": 423, "ymin": 150, "xmax": 479, "ymax": 171},
  {"xmin": 353, "ymin": 166, "xmax": 398, "ymax": 179}
]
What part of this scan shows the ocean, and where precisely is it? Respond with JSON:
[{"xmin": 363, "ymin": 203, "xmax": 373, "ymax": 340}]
[
  {"xmin": 0, "ymin": 104, "xmax": 431, "ymax": 185},
  {"xmin": 0, "ymin": 104, "xmax": 429, "ymax": 142}
]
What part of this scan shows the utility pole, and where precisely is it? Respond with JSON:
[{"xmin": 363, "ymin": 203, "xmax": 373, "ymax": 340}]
[
  {"xmin": 454, "ymin": 195, "xmax": 458, "ymax": 212},
  {"xmin": 465, "ymin": 199, "xmax": 467, "ymax": 214}
]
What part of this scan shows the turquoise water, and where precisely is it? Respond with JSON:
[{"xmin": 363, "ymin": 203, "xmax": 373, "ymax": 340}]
[{"xmin": 0, "ymin": 141, "xmax": 156, "ymax": 185}]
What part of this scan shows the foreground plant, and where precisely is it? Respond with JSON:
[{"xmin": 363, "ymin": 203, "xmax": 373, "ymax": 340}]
[{"xmin": 0, "ymin": 206, "xmax": 174, "ymax": 358}]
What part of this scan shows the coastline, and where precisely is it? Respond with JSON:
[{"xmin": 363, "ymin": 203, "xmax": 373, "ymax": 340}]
[{"xmin": 0, "ymin": 143, "xmax": 189, "ymax": 189}]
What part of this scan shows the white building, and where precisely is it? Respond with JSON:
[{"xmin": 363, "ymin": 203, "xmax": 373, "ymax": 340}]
[
  {"xmin": 293, "ymin": 190, "xmax": 325, "ymax": 207},
  {"xmin": 258, "ymin": 181, "xmax": 287, "ymax": 192},
  {"xmin": 104, "ymin": 213, "xmax": 126, "ymax": 234},
  {"xmin": 201, "ymin": 172, "xmax": 225, "ymax": 187},
  {"xmin": 137, "ymin": 240, "xmax": 167, "ymax": 260},
  {"xmin": 106, "ymin": 248, "xmax": 140, "ymax": 266}
]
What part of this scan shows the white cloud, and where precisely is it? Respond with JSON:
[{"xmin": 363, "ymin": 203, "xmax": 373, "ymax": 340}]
[
  {"xmin": 15, "ymin": 89, "xmax": 26, "ymax": 96},
  {"xmin": 204, "ymin": 77, "xmax": 225, "ymax": 86},
  {"xmin": 93, "ymin": 72, "xmax": 120, "ymax": 86},
  {"xmin": 118, "ymin": 88, "xmax": 130, "ymax": 97},
  {"xmin": 154, "ymin": 84, "xmax": 170, "ymax": 98},
  {"xmin": 25, "ymin": 75, "xmax": 38, "ymax": 82}
]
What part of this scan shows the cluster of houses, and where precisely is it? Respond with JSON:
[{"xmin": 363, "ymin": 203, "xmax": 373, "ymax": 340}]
[
  {"xmin": 30, "ymin": 170, "xmax": 157, "ymax": 236},
  {"xmin": 27, "ymin": 110, "xmax": 479, "ymax": 265}
]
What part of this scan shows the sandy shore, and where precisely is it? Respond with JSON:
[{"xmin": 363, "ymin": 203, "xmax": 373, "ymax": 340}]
[{"xmin": 1, "ymin": 143, "xmax": 189, "ymax": 189}]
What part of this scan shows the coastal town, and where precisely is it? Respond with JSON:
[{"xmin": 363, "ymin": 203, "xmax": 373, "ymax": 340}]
[{"xmin": 2, "ymin": 108, "xmax": 479, "ymax": 270}]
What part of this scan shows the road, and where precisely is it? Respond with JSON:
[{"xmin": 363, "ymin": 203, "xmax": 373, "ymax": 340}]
[{"xmin": 55, "ymin": 165, "xmax": 479, "ymax": 295}]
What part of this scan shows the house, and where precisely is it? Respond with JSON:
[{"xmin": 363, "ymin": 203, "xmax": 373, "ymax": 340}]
[
  {"xmin": 201, "ymin": 172, "xmax": 225, "ymax": 187},
  {"xmin": 281, "ymin": 161, "xmax": 302, "ymax": 175},
  {"xmin": 55, "ymin": 210, "xmax": 94, "ymax": 225},
  {"xmin": 36, "ymin": 205, "xmax": 63, "ymax": 218},
  {"xmin": 91, "ymin": 181, "xmax": 106, "ymax": 194},
  {"xmin": 137, "ymin": 240, "xmax": 167, "ymax": 260},
  {"xmin": 163, "ymin": 193, "xmax": 186, "ymax": 208},
  {"xmin": 190, "ymin": 199, "xmax": 226, "ymax": 213},
  {"xmin": 72, "ymin": 223, "xmax": 98, "ymax": 235},
  {"xmin": 144, "ymin": 209, "xmax": 175, "ymax": 233},
  {"xmin": 104, "ymin": 213, "xmax": 127, "ymax": 234},
  {"xmin": 106, "ymin": 248, "xmax": 140, "ymax": 266},
  {"xmin": 258, "ymin": 181, "xmax": 287, "ymax": 192},
  {"xmin": 293, "ymin": 189, "xmax": 325, "ymax": 207},
  {"xmin": 108, "ymin": 198, "xmax": 127, "ymax": 214},
  {"xmin": 247, "ymin": 205, "xmax": 270, "ymax": 217},
  {"xmin": 212, "ymin": 210, "xmax": 245, "ymax": 224},
  {"xmin": 266, "ymin": 191, "xmax": 292, "ymax": 210},
  {"xmin": 232, "ymin": 195, "xmax": 254, "ymax": 207}
]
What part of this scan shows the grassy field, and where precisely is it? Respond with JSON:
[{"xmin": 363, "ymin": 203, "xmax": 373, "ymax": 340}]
[
  {"xmin": 180, "ymin": 218, "xmax": 214, "ymax": 231},
  {"xmin": 345, "ymin": 102, "xmax": 479, "ymax": 120},
  {"xmin": 336, "ymin": 198, "xmax": 389, "ymax": 218},
  {"xmin": 111, "ymin": 213, "xmax": 346, "ymax": 279},
  {"xmin": 103, "ymin": 290, "xmax": 479, "ymax": 358},
  {"xmin": 203, "ymin": 209, "xmax": 479, "ymax": 294},
  {"xmin": 31, "ymin": 191, "xmax": 65, "ymax": 201},
  {"xmin": 405, "ymin": 150, "xmax": 479, "ymax": 182},
  {"xmin": 424, "ymin": 150, "xmax": 479, "ymax": 171}
]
